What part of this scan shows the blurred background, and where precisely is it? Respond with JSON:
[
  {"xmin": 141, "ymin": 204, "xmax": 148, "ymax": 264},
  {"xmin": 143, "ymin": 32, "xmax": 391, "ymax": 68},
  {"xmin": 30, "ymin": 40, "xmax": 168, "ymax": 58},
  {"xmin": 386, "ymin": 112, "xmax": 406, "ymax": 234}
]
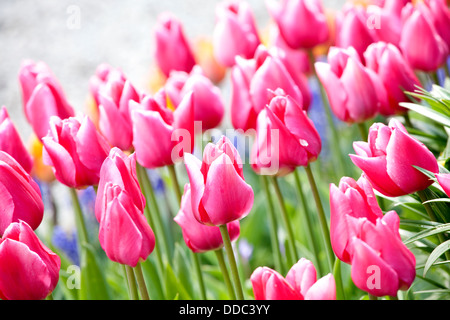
[{"xmin": 0, "ymin": 0, "xmax": 346, "ymax": 141}]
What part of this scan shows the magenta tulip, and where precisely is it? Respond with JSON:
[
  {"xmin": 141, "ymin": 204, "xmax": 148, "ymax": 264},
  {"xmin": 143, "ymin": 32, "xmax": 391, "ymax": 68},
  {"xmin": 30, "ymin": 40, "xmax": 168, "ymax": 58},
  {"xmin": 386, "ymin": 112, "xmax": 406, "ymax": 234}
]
[
  {"xmin": 364, "ymin": 41, "xmax": 421, "ymax": 116},
  {"xmin": 164, "ymin": 66, "xmax": 224, "ymax": 131},
  {"xmin": 174, "ymin": 184, "xmax": 240, "ymax": 253},
  {"xmin": 251, "ymin": 258, "xmax": 336, "ymax": 300},
  {"xmin": 266, "ymin": 0, "xmax": 329, "ymax": 50},
  {"xmin": 154, "ymin": 13, "xmax": 196, "ymax": 77},
  {"xmin": 42, "ymin": 115, "xmax": 111, "ymax": 189},
  {"xmin": 132, "ymin": 90, "xmax": 195, "ymax": 169},
  {"xmin": 212, "ymin": 0, "xmax": 261, "ymax": 67},
  {"xmin": 0, "ymin": 221, "xmax": 61, "ymax": 300},
  {"xmin": 315, "ymin": 46, "xmax": 388, "ymax": 123},
  {"xmin": 89, "ymin": 63, "xmax": 126, "ymax": 108},
  {"xmin": 424, "ymin": 0, "xmax": 450, "ymax": 49},
  {"xmin": 97, "ymin": 69, "xmax": 140, "ymax": 151},
  {"xmin": 350, "ymin": 119, "xmax": 439, "ymax": 197},
  {"xmin": 251, "ymin": 90, "xmax": 321, "ymax": 176},
  {"xmin": 95, "ymin": 147, "xmax": 145, "ymax": 223},
  {"xmin": 0, "ymin": 106, "xmax": 33, "ymax": 173},
  {"xmin": 400, "ymin": 3, "xmax": 448, "ymax": 72},
  {"xmin": 18, "ymin": 60, "xmax": 75, "ymax": 140},
  {"xmin": 184, "ymin": 136, "xmax": 254, "ymax": 226},
  {"xmin": 436, "ymin": 173, "xmax": 450, "ymax": 197},
  {"xmin": 0, "ymin": 151, "xmax": 44, "ymax": 236}
]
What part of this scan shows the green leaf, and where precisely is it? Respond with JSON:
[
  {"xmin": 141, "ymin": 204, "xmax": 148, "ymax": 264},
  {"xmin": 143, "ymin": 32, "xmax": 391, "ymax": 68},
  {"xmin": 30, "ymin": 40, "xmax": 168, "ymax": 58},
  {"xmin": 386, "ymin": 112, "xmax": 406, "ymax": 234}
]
[
  {"xmin": 173, "ymin": 243, "xmax": 196, "ymax": 299},
  {"xmin": 164, "ymin": 262, "xmax": 192, "ymax": 300},
  {"xmin": 400, "ymin": 102, "xmax": 450, "ymax": 128},
  {"xmin": 79, "ymin": 242, "xmax": 111, "ymax": 300},
  {"xmin": 141, "ymin": 257, "xmax": 165, "ymax": 300},
  {"xmin": 423, "ymin": 239, "xmax": 450, "ymax": 277},
  {"xmin": 404, "ymin": 223, "xmax": 450, "ymax": 245}
]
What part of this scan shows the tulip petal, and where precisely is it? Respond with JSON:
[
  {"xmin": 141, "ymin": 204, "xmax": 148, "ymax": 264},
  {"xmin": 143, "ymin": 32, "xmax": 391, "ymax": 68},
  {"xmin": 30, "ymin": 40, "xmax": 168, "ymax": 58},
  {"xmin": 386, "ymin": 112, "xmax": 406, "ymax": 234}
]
[{"xmin": 304, "ymin": 274, "xmax": 336, "ymax": 300}]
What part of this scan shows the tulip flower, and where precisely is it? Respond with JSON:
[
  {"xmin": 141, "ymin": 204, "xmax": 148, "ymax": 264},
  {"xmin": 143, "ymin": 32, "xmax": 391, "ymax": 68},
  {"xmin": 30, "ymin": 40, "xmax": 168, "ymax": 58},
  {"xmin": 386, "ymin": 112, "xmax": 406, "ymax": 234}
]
[
  {"xmin": 400, "ymin": 4, "xmax": 449, "ymax": 72},
  {"xmin": 89, "ymin": 64, "xmax": 125, "ymax": 108},
  {"xmin": 154, "ymin": 12, "xmax": 196, "ymax": 77},
  {"xmin": 42, "ymin": 115, "xmax": 111, "ymax": 189},
  {"xmin": 0, "ymin": 221, "xmax": 61, "ymax": 300},
  {"xmin": 251, "ymin": 90, "xmax": 321, "ymax": 176},
  {"xmin": 164, "ymin": 66, "xmax": 224, "ymax": 131},
  {"xmin": 424, "ymin": 0, "xmax": 450, "ymax": 49},
  {"xmin": 436, "ymin": 173, "xmax": 450, "ymax": 197},
  {"xmin": 266, "ymin": 0, "xmax": 330, "ymax": 50},
  {"xmin": 18, "ymin": 60, "xmax": 75, "ymax": 140},
  {"xmin": 315, "ymin": 46, "xmax": 388, "ymax": 123},
  {"xmin": 251, "ymin": 258, "xmax": 336, "ymax": 300},
  {"xmin": 95, "ymin": 147, "xmax": 145, "ymax": 223},
  {"xmin": 97, "ymin": 68, "xmax": 141, "ymax": 151},
  {"xmin": 212, "ymin": 0, "xmax": 261, "ymax": 68},
  {"xmin": 0, "ymin": 106, "xmax": 33, "ymax": 173},
  {"xmin": 132, "ymin": 90, "xmax": 195, "ymax": 169},
  {"xmin": 364, "ymin": 42, "xmax": 421, "ymax": 116},
  {"xmin": 0, "ymin": 151, "xmax": 44, "ymax": 236},
  {"xmin": 231, "ymin": 45, "xmax": 311, "ymax": 131},
  {"xmin": 350, "ymin": 119, "xmax": 439, "ymax": 197},
  {"xmin": 184, "ymin": 135, "xmax": 254, "ymax": 226},
  {"xmin": 98, "ymin": 183, "xmax": 155, "ymax": 267},
  {"xmin": 174, "ymin": 184, "xmax": 240, "ymax": 253}
]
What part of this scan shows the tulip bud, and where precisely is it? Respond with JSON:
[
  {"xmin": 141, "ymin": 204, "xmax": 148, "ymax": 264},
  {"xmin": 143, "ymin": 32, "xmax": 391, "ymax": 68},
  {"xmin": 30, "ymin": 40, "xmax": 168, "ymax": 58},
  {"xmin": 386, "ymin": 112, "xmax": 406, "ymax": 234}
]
[
  {"xmin": 251, "ymin": 258, "xmax": 336, "ymax": 300},
  {"xmin": 174, "ymin": 184, "xmax": 240, "ymax": 253},
  {"xmin": 0, "ymin": 151, "xmax": 44, "ymax": 236},
  {"xmin": 212, "ymin": 0, "xmax": 261, "ymax": 67},
  {"xmin": 315, "ymin": 46, "xmax": 388, "ymax": 123},
  {"xmin": 184, "ymin": 136, "xmax": 254, "ymax": 226},
  {"xmin": 0, "ymin": 221, "xmax": 61, "ymax": 300},
  {"xmin": 154, "ymin": 13, "xmax": 196, "ymax": 77},
  {"xmin": 350, "ymin": 119, "xmax": 439, "ymax": 197},
  {"xmin": 266, "ymin": 0, "xmax": 330, "ymax": 50},
  {"xmin": 132, "ymin": 90, "xmax": 195, "ymax": 169},
  {"xmin": 18, "ymin": 60, "xmax": 75, "ymax": 140},
  {"xmin": 0, "ymin": 106, "xmax": 33, "ymax": 173},
  {"xmin": 42, "ymin": 115, "xmax": 111, "ymax": 189},
  {"xmin": 251, "ymin": 90, "xmax": 321, "ymax": 176}
]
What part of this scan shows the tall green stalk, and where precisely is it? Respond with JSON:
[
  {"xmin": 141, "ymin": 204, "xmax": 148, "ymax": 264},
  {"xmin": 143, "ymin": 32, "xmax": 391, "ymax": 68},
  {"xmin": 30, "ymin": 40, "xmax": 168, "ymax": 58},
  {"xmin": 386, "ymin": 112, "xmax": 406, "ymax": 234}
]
[
  {"xmin": 69, "ymin": 188, "xmax": 89, "ymax": 247},
  {"xmin": 134, "ymin": 262, "xmax": 150, "ymax": 300},
  {"xmin": 124, "ymin": 265, "xmax": 139, "ymax": 300},
  {"xmin": 215, "ymin": 249, "xmax": 236, "ymax": 300},
  {"xmin": 193, "ymin": 252, "xmax": 207, "ymax": 300}
]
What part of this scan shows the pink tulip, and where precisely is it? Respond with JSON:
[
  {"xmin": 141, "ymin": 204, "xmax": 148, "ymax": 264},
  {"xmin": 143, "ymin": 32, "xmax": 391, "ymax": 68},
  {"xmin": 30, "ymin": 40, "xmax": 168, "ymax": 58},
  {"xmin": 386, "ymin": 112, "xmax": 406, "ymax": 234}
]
[
  {"xmin": 164, "ymin": 66, "xmax": 224, "ymax": 131},
  {"xmin": 212, "ymin": 0, "xmax": 261, "ymax": 67},
  {"xmin": 97, "ymin": 68, "xmax": 140, "ymax": 151},
  {"xmin": 231, "ymin": 45, "xmax": 311, "ymax": 131},
  {"xmin": 315, "ymin": 46, "xmax": 388, "ymax": 123},
  {"xmin": 424, "ymin": 0, "xmax": 450, "ymax": 49},
  {"xmin": 0, "ymin": 106, "xmax": 33, "ymax": 173},
  {"xmin": 95, "ymin": 147, "xmax": 145, "ymax": 223},
  {"xmin": 364, "ymin": 42, "xmax": 421, "ymax": 116},
  {"xmin": 89, "ymin": 63, "xmax": 126, "ymax": 108},
  {"xmin": 174, "ymin": 184, "xmax": 240, "ymax": 253},
  {"xmin": 0, "ymin": 151, "xmax": 44, "ymax": 236},
  {"xmin": 132, "ymin": 90, "xmax": 195, "ymax": 169},
  {"xmin": 350, "ymin": 119, "xmax": 439, "ymax": 197},
  {"xmin": 436, "ymin": 173, "xmax": 450, "ymax": 197},
  {"xmin": 98, "ymin": 183, "xmax": 155, "ymax": 267},
  {"xmin": 400, "ymin": 4, "xmax": 448, "ymax": 72},
  {"xmin": 18, "ymin": 60, "xmax": 75, "ymax": 140},
  {"xmin": 251, "ymin": 90, "xmax": 321, "ymax": 176},
  {"xmin": 266, "ymin": 0, "xmax": 329, "ymax": 50},
  {"xmin": 154, "ymin": 13, "xmax": 196, "ymax": 77},
  {"xmin": 251, "ymin": 258, "xmax": 336, "ymax": 300},
  {"xmin": 184, "ymin": 136, "xmax": 254, "ymax": 226},
  {"xmin": 42, "ymin": 115, "xmax": 111, "ymax": 189},
  {"xmin": 0, "ymin": 221, "xmax": 61, "ymax": 300}
]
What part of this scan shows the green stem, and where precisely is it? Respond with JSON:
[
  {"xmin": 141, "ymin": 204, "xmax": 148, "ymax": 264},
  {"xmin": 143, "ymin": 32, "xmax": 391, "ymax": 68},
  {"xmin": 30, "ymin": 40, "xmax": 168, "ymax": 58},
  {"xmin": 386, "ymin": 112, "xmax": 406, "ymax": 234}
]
[
  {"xmin": 193, "ymin": 252, "xmax": 207, "ymax": 300},
  {"xmin": 124, "ymin": 265, "xmax": 139, "ymax": 300},
  {"xmin": 215, "ymin": 249, "xmax": 236, "ymax": 300},
  {"xmin": 368, "ymin": 293, "xmax": 378, "ymax": 300},
  {"xmin": 69, "ymin": 188, "xmax": 89, "ymax": 246},
  {"xmin": 168, "ymin": 164, "xmax": 182, "ymax": 205},
  {"xmin": 219, "ymin": 225, "xmax": 244, "ymax": 300},
  {"xmin": 357, "ymin": 122, "xmax": 368, "ymax": 142},
  {"xmin": 134, "ymin": 262, "xmax": 150, "ymax": 300},
  {"xmin": 429, "ymin": 71, "xmax": 440, "ymax": 86},
  {"xmin": 260, "ymin": 175, "xmax": 285, "ymax": 274},
  {"xmin": 292, "ymin": 170, "xmax": 322, "ymax": 275},
  {"xmin": 307, "ymin": 49, "xmax": 346, "ymax": 180},
  {"xmin": 270, "ymin": 176, "xmax": 298, "ymax": 266},
  {"xmin": 304, "ymin": 164, "xmax": 335, "ymax": 272},
  {"xmin": 417, "ymin": 189, "xmax": 450, "ymax": 261},
  {"xmin": 403, "ymin": 113, "xmax": 413, "ymax": 128},
  {"xmin": 333, "ymin": 258, "xmax": 345, "ymax": 300}
]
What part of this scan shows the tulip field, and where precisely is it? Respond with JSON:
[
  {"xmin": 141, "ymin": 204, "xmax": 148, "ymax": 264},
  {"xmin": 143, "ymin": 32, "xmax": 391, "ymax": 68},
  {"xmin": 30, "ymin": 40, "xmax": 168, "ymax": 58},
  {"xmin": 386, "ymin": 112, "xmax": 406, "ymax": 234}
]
[{"xmin": 1, "ymin": 0, "xmax": 450, "ymax": 305}]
